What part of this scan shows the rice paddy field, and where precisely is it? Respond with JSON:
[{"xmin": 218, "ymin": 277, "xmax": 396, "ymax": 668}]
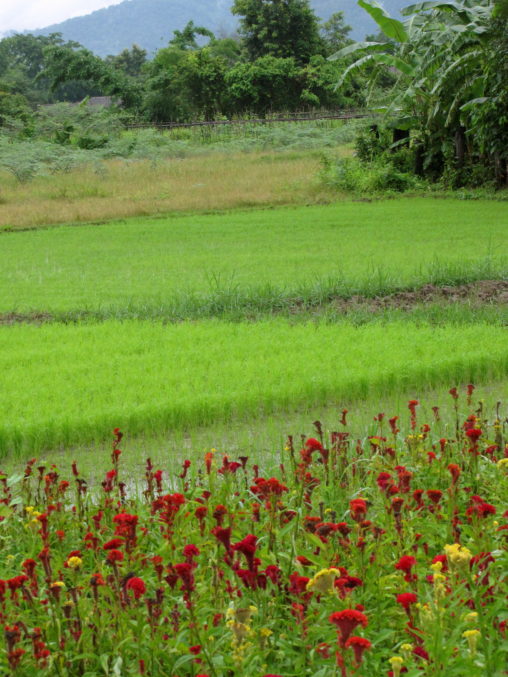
[
  {"xmin": 1, "ymin": 200, "xmax": 506, "ymax": 317},
  {"xmin": 0, "ymin": 141, "xmax": 507, "ymax": 675}
]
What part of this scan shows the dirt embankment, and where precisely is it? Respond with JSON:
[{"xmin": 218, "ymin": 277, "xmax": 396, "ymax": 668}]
[
  {"xmin": 0, "ymin": 280, "xmax": 506, "ymax": 325},
  {"xmin": 327, "ymin": 280, "xmax": 508, "ymax": 313}
]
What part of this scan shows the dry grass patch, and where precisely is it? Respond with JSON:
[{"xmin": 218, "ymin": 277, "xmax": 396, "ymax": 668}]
[{"xmin": 0, "ymin": 151, "xmax": 337, "ymax": 230}]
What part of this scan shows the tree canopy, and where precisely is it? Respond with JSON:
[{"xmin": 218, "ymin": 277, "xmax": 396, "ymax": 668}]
[{"xmin": 232, "ymin": 0, "xmax": 324, "ymax": 64}]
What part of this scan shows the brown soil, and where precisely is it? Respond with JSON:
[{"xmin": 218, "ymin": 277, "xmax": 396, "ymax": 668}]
[
  {"xmin": 326, "ymin": 280, "xmax": 508, "ymax": 313},
  {"xmin": 0, "ymin": 311, "xmax": 54, "ymax": 326}
]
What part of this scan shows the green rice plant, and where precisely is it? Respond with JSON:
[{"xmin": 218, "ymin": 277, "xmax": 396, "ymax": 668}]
[
  {"xmin": 0, "ymin": 319, "xmax": 507, "ymax": 457},
  {"xmin": 0, "ymin": 200, "xmax": 506, "ymax": 315}
]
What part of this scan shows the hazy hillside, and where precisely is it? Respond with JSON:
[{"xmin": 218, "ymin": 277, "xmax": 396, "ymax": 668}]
[{"xmin": 32, "ymin": 0, "xmax": 409, "ymax": 57}]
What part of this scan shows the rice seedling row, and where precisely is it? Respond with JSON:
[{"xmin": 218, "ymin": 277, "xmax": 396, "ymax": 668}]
[
  {"xmin": 0, "ymin": 391, "xmax": 506, "ymax": 675},
  {"xmin": 1, "ymin": 319, "xmax": 507, "ymax": 457}
]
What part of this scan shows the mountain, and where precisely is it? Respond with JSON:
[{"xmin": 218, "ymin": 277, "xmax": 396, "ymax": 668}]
[{"xmin": 32, "ymin": 0, "xmax": 409, "ymax": 57}]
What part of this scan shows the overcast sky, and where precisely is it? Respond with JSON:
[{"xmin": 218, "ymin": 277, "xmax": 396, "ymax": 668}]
[{"xmin": 0, "ymin": 0, "xmax": 124, "ymax": 34}]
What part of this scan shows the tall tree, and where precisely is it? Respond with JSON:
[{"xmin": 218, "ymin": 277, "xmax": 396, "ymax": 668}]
[
  {"xmin": 169, "ymin": 21, "xmax": 215, "ymax": 51},
  {"xmin": 320, "ymin": 11, "xmax": 352, "ymax": 55},
  {"xmin": 231, "ymin": 0, "xmax": 324, "ymax": 64}
]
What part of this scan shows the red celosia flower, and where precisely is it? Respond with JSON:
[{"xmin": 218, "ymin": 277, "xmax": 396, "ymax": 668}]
[
  {"xmin": 305, "ymin": 438, "xmax": 323, "ymax": 452},
  {"xmin": 426, "ymin": 489, "xmax": 442, "ymax": 505},
  {"xmin": 448, "ymin": 463, "xmax": 461, "ymax": 484},
  {"xmin": 251, "ymin": 477, "xmax": 288, "ymax": 499},
  {"xmin": 211, "ymin": 526, "xmax": 232, "ymax": 554},
  {"xmin": 125, "ymin": 577, "xmax": 146, "ymax": 599},
  {"xmin": 466, "ymin": 428, "xmax": 482, "ymax": 442},
  {"xmin": 189, "ymin": 645, "xmax": 201, "ymax": 655},
  {"xmin": 288, "ymin": 572, "xmax": 310, "ymax": 597},
  {"xmin": 204, "ymin": 452, "xmax": 214, "ymax": 474},
  {"xmin": 335, "ymin": 576, "xmax": 363, "ymax": 598},
  {"xmin": 233, "ymin": 534, "xmax": 258, "ymax": 570},
  {"xmin": 106, "ymin": 549, "xmax": 124, "ymax": 564},
  {"xmin": 408, "ymin": 400, "xmax": 419, "ymax": 429},
  {"xmin": 395, "ymin": 556, "xmax": 417, "ymax": 582},
  {"xmin": 449, "ymin": 387, "xmax": 459, "ymax": 400},
  {"xmin": 344, "ymin": 636, "xmax": 372, "ymax": 664},
  {"xmin": 349, "ymin": 499, "xmax": 367, "ymax": 522},
  {"xmin": 396, "ymin": 592, "xmax": 418, "ymax": 610},
  {"xmin": 90, "ymin": 573, "xmax": 106, "ymax": 586},
  {"xmin": 329, "ymin": 609, "xmax": 368, "ymax": 645},
  {"xmin": 7, "ymin": 575, "xmax": 29, "ymax": 597},
  {"xmin": 174, "ymin": 562, "xmax": 195, "ymax": 592},
  {"xmin": 377, "ymin": 472, "xmax": 394, "ymax": 492},
  {"xmin": 103, "ymin": 538, "xmax": 124, "ymax": 550},
  {"xmin": 22, "ymin": 559, "xmax": 37, "ymax": 576},
  {"xmin": 183, "ymin": 544, "xmax": 200, "ymax": 560},
  {"xmin": 413, "ymin": 646, "xmax": 430, "ymax": 661},
  {"xmin": 466, "ymin": 502, "xmax": 496, "ymax": 519},
  {"xmin": 212, "ymin": 505, "xmax": 228, "ymax": 525}
]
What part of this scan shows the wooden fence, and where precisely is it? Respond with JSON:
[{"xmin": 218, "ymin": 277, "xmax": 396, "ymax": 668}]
[{"xmin": 125, "ymin": 110, "xmax": 372, "ymax": 130}]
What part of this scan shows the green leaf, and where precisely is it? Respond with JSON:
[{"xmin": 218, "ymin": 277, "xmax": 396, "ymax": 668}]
[
  {"xmin": 358, "ymin": 0, "xmax": 409, "ymax": 42},
  {"xmin": 329, "ymin": 41, "xmax": 387, "ymax": 61}
]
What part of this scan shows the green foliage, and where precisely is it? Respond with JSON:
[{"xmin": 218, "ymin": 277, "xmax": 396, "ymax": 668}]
[
  {"xmin": 169, "ymin": 20, "xmax": 215, "ymax": 51},
  {"xmin": 321, "ymin": 155, "xmax": 421, "ymax": 193},
  {"xmin": 232, "ymin": 0, "xmax": 325, "ymax": 64},
  {"xmin": 224, "ymin": 56, "xmax": 303, "ymax": 115},
  {"xmin": 336, "ymin": 0, "xmax": 508, "ymax": 186},
  {"xmin": 105, "ymin": 44, "xmax": 147, "ymax": 77},
  {"xmin": 0, "ymin": 91, "xmax": 33, "ymax": 130},
  {"xmin": 320, "ymin": 11, "xmax": 353, "ymax": 54},
  {"xmin": 42, "ymin": 42, "xmax": 140, "ymax": 109}
]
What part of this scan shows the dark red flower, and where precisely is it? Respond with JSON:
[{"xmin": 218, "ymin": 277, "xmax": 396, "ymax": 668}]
[
  {"xmin": 349, "ymin": 499, "xmax": 367, "ymax": 522},
  {"xmin": 126, "ymin": 577, "xmax": 146, "ymax": 599},
  {"xmin": 426, "ymin": 490, "xmax": 442, "ymax": 505},
  {"xmin": 233, "ymin": 534, "xmax": 258, "ymax": 570},
  {"xmin": 106, "ymin": 549, "xmax": 124, "ymax": 564},
  {"xmin": 103, "ymin": 538, "xmax": 124, "ymax": 550}
]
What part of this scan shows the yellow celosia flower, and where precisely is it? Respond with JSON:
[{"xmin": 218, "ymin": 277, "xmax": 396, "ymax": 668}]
[
  {"xmin": 389, "ymin": 656, "xmax": 404, "ymax": 677},
  {"xmin": 444, "ymin": 543, "xmax": 473, "ymax": 568},
  {"xmin": 306, "ymin": 568, "xmax": 339, "ymax": 594},
  {"xmin": 67, "ymin": 556, "xmax": 82, "ymax": 570},
  {"xmin": 260, "ymin": 628, "xmax": 272, "ymax": 638},
  {"xmin": 497, "ymin": 458, "xmax": 508, "ymax": 472},
  {"xmin": 463, "ymin": 629, "xmax": 481, "ymax": 655},
  {"xmin": 51, "ymin": 581, "xmax": 65, "ymax": 589},
  {"xmin": 400, "ymin": 644, "xmax": 413, "ymax": 660},
  {"xmin": 227, "ymin": 606, "xmax": 256, "ymax": 624},
  {"xmin": 464, "ymin": 612, "xmax": 478, "ymax": 624},
  {"xmin": 430, "ymin": 561, "xmax": 443, "ymax": 573}
]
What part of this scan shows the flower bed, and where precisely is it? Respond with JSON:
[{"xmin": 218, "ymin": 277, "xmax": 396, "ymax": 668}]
[{"xmin": 0, "ymin": 387, "xmax": 507, "ymax": 676}]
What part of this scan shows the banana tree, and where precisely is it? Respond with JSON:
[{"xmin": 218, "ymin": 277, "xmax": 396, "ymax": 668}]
[{"xmin": 331, "ymin": 0, "xmax": 507, "ymax": 182}]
